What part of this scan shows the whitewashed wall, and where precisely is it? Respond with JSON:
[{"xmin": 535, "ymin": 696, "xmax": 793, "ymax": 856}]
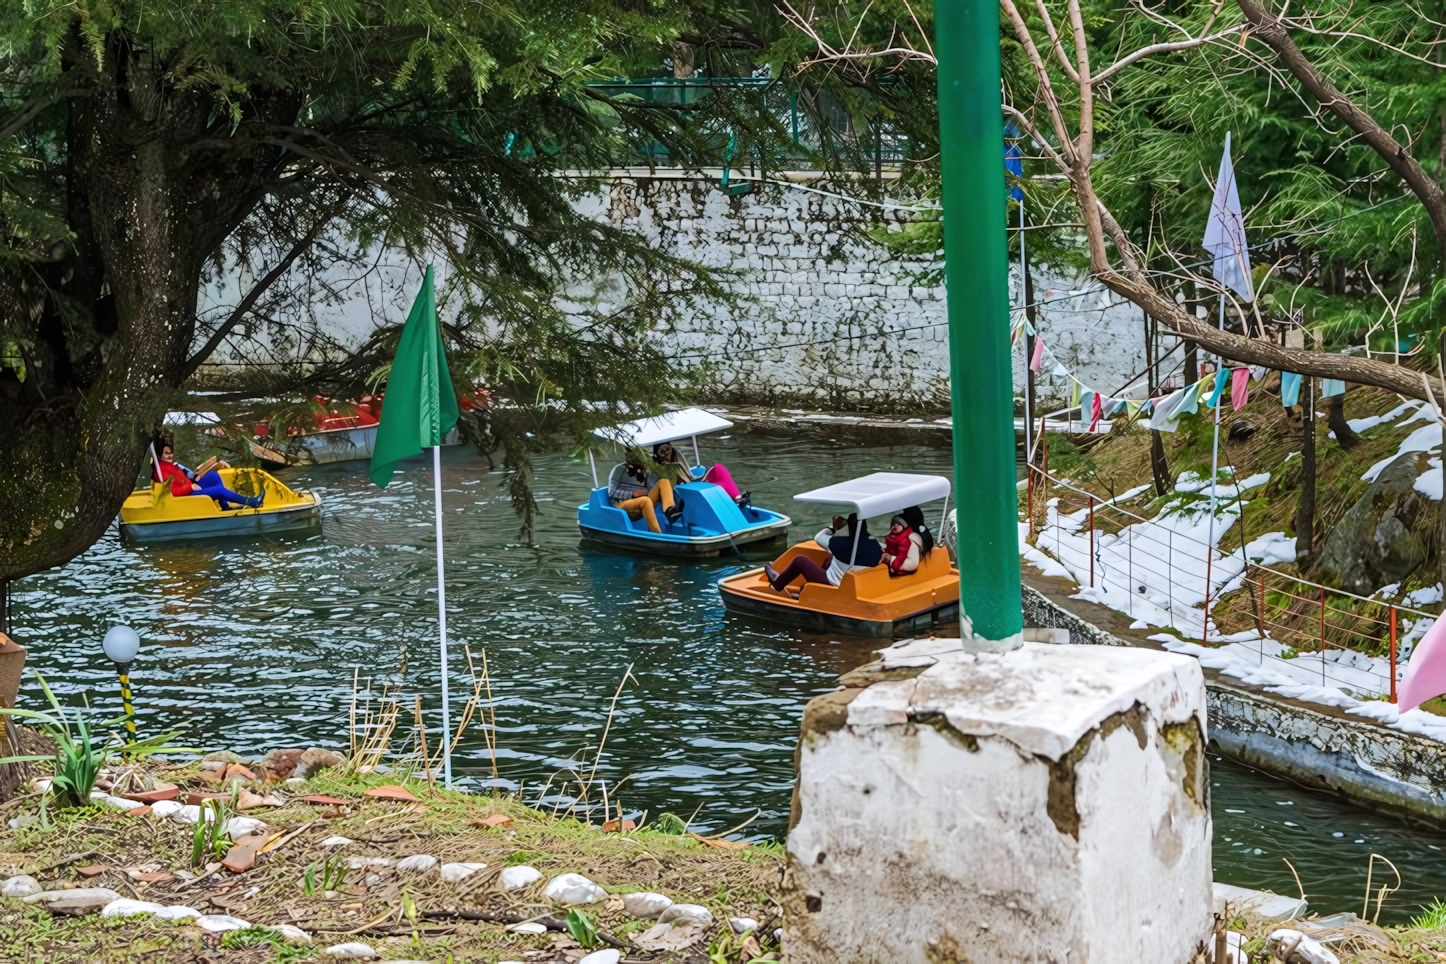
[{"xmin": 199, "ymin": 172, "xmax": 1148, "ymax": 412}]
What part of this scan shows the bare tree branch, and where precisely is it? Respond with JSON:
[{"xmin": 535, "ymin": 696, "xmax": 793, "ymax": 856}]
[
  {"xmin": 1237, "ymin": 0, "xmax": 1446, "ymax": 256},
  {"xmin": 181, "ymin": 194, "xmax": 350, "ymax": 379}
]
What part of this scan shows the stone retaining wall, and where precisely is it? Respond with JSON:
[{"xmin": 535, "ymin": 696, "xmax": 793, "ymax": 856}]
[{"xmin": 1023, "ymin": 586, "xmax": 1446, "ymax": 828}]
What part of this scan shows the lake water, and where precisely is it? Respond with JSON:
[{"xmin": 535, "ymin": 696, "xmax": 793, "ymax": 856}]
[{"xmin": 13, "ymin": 429, "xmax": 1446, "ymax": 922}]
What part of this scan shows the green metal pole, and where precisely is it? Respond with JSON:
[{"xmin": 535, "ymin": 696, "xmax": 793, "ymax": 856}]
[{"xmin": 935, "ymin": 0, "xmax": 1023, "ymax": 640}]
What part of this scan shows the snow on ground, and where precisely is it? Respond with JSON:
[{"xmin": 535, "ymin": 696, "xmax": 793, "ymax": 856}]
[
  {"xmin": 1344, "ymin": 400, "xmax": 1422, "ymax": 434},
  {"xmin": 1019, "ymin": 454, "xmax": 1446, "ymax": 741}
]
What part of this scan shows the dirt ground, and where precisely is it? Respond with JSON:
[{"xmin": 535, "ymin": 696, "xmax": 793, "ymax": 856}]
[{"xmin": 0, "ymin": 765, "xmax": 784, "ymax": 964}]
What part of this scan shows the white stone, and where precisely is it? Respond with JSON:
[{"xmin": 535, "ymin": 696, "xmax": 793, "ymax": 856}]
[
  {"xmin": 155, "ymin": 905, "xmax": 202, "ymax": 920},
  {"xmin": 730, "ymin": 917, "xmax": 758, "ymax": 934},
  {"xmin": 323, "ymin": 942, "xmax": 379, "ymax": 958},
  {"xmin": 171, "ymin": 804, "xmax": 202, "ymax": 824},
  {"xmin": 579, "ymin": 950, "xmax": 621, "ymax": 964},
  {"xmin": 621, "ymin": 892, "xmax": 673, "ymax": 919},
  {"xmin": 786, "ymin": 641, "xmax": 1212, "ymax": 964},
  {"xmin": 543, "ymin": 872, "xmax": 607, "ymax": 905},
  {"xmin": 1, "ymin": 875, "xmax": 41, "ymax": 898},
  {"xmin": 224, "ymin": 816, "xmax": 266, "ymax": 840},
  {"xmin": 508, "ymin": 921, "xmax": 548, "ymax": 934},
  {"xmin": 91, "ymin": 794, "xmax": 136, "ymax": 810},
  {"xmin": 658, "ymin": 903, "xmax": 713, "ymax": 926},
  {"xmin": 195, "ymin": 914, "xmax": 252, "ymax": 932},
  {"xmin": 101, "ymin": 899, "xmax": 166, "ymax": 918},
  {"xmin": 1266, "ymin": 930, "xmax": 1339, "ymax": 964},
  {"xmin": 321, "ymin": 836, "xmax": 354, "ymax": 847},
  {"xmin": 439, "ymin": 862, "xmax": 487, "ymax": 883},
  {"xmin": 395, "ymin": 854, "xmax": 438, "ymax": 874},
  {"xmin": 276, "ymin": 924, "xmax": 312, "ymax": 945},
  {"xmin": 149, "ymin": 800, "xmax": 184, "ymax": 818},
  {"xmin": 23, "ymin": 888, "xmax": 120, "ymax": 906},
  {"xmin": 500, "ymin": 865, "xmax": 543, "ymax": 891}
]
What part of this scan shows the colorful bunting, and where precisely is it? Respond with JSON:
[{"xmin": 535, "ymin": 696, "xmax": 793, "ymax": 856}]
[
  {"xmin": 1280, "ymin": 372, "xmax": 1302, "ymax": 408},
  {"xmin": 1231, "ymin": 368, "xmax": 1250, "ymax": 410}
]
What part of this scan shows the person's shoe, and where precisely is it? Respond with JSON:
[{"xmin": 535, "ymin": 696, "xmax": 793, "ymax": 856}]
[
  {"xmin": 764, "ymin": 563, "xmax": 782, "ymax": 591},
  {"xmin": 243, "ymin": 494, "xmax": 264, "ymax": 509},
  {"xmin": 219, "ymin": 501, "xmax": 235, "ymax": 511},
  {"xmin": 664, "ymin": 500, "xmax": 684, "ymax": 524},
  {"xmin": 734, "ymin": 490, "xmax": 752, "ymax": 509}
]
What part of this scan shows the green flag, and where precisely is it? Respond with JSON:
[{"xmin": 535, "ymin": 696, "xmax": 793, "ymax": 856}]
[{"xmin": 370, "ymin": 265, "xmax": 459, "ymax": 487}]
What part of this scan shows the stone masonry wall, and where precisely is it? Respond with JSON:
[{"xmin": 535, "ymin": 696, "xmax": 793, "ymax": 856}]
[{"xmin": 202, "ymin": 171, "xmax": 1149, "ymax": 413}]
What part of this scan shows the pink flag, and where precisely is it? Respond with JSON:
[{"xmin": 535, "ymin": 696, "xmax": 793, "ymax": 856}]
[
  {"xmin": 1030, "ymin": 338, "xmax": 1045, "ymax": 373},
  {"xmin": 1231, "ymin": 367, "xmax": 1250, "ymax": 410},
  {"xmin": 1399, "ymin": 615, "xmax": 1446, "ymax": 713},
  {"xmin": 1089, "ymin": 392, "xmax": 1103, "ymax": 432}
]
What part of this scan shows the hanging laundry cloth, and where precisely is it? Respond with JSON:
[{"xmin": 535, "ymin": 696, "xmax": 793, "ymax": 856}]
[
  {"xmin": 1138, "ymin": 399, "xmax": 1154, "ymax": 417},
  {"xmin": 1107, "ymin": 398, "xmax": 1130, "ymax": 418},
  {"xmin": 1070, "ymin": 380, "xmax": 1082, "ymax": 408},
  {"xmin": 1030, "ymin": 338, "xmax": 1045, "ymax": 373},
  {"xmin": 1321, "ymin": 378, "xmax": 1345, "ymax": 398},
  {"xmin": 1089, "ymin": 392, "xmax": 1104, "ymax": 432},
  {"xmin": 1205, "ymin": 368, "xmax": 1230, "ymax": 409},
  {"xmin": 1231, "ymin": 368, "xmax": 1250, "ymax": 410},
  {"xmin": 1280, "ymin": 372, "xmax": 1302, "ymax": 408}
]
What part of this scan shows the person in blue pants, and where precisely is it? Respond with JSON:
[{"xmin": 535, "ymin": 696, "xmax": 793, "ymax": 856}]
[{"xmin": 153, "ymin": 439, "xmax": 263, "ymax": 510}]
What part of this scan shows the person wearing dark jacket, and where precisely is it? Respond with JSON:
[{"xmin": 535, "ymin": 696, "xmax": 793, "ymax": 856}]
[{"xmin": 764, "ymin": 514, "xmax": 881, "ymax": 592}]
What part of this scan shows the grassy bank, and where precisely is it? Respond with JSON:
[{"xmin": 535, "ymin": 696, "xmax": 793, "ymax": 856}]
[{"xmin": 0, "ymin": 763, "xmax": 783, "ymax": 963}]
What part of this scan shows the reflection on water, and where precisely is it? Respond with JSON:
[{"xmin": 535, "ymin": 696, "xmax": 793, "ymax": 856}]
[{"xmin": 14, "ymin": 430, "xmax": 1446, "ymax": 921}]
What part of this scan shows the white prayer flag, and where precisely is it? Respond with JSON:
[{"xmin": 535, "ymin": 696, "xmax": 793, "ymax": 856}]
[{"xmin": 1203, "ymin": 132, "xmax": 1254, "ymax": 303}]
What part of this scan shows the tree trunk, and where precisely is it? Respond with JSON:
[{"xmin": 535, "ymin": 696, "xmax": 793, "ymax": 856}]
[
  {"xmin": 1296, "ymin": 376, "xmax": 1317, "ymax": 567},
  {"xmin": 0, "ymin": 33, "xmax": 293, "ymax": 583},
  {"xmin": 1150, "ymin": 430, "xmax": 1171, "ymax": 498},
  {"xmin": 1323, "ymin": 393, "xmax": 1361, "ymax": 449}
]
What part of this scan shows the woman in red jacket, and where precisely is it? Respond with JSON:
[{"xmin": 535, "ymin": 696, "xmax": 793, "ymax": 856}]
[{"xmin": 153, "ymin": 440, "xmax": 263, "ymax": 510}]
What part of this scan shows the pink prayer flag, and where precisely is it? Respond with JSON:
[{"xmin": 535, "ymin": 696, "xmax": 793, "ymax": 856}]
[
  {"xmin": 1231, "ymin": 367, "xmax": 1250, "ymax": 410},
  {"xmin": 1030, "ymin": 338, "xmax": 1045, "ymax": 373},
  {"xmin": 1398, "ymin": 615, "xmax": 1446, "ymax": 714},
  {"xmin": 1089, "ymin": 392, "xmax": 1103, "ymax": 432}
]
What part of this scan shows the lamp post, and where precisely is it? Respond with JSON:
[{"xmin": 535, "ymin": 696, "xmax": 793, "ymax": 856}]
[{"xmin": 102, "ymin": 625, "xmax": 140, "ymax": 744}]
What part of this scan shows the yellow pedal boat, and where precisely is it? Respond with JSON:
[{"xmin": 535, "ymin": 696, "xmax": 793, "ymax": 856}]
[
  {"xmin": 718, "ymin": 472, "xmax": 959, "ymax": 636},
  {"xmin": 119, "ymin": 468, "xmax": 321, "ymax": 543}
]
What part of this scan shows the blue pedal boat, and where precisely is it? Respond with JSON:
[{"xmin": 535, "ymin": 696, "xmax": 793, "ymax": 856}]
[{"xmin": 576, "ymin": 408, "xmax": 791, "ymax": 556}]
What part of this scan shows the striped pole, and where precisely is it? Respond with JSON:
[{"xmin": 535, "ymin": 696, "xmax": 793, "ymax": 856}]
[{"xmin": 115, "ymin": 664, "xmax": 137, "ymax": 744}]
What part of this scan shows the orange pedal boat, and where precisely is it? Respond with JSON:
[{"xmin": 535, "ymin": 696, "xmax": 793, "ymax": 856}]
[{"xmin": 718, "ymin": 472, "xmax": 959, "ymax": 636}]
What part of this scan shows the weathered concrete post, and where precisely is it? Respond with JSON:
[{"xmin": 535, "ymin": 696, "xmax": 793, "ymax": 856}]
[{"xmin": 784, "ymin": 638, "xmax": 1214, "ymax": 962}]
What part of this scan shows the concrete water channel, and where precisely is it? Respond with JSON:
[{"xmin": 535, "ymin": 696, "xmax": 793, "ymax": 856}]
[{"xmin": 13, "ymin": 427, "xmax": 1446, "ymax": 922}]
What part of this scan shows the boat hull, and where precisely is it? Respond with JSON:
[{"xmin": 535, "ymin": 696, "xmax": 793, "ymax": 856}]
[
  {"xmin": 719, "ymin": 580, "xmax": 959, "ymax": 636},
  {"xmin": 254, "ymin": 425, "xmax": 461, "ymax": 467},
  {"xmin": 579, "ymin": 516, "xmax": 790, "ymax": 557},
  {"xmin": 120, "ymin": 502, "xmax": 321, "ymax": 543},
  {"xmin": 119, "ymin": 468, "xmax": 323, "ymax": 544}
]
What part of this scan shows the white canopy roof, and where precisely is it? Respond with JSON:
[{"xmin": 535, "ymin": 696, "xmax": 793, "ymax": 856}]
[
  {"xmin": 794, "ymin": 472, "xmax": 951, "ymax": 518},
  {"xmin": 596, "ymin": 407, "xmax": 733, "ymax": 447}
]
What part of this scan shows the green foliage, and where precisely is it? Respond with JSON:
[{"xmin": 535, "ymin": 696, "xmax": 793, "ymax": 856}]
[
  {"xmin": 191, "ymin": 799, "xmax": 232, "ymax": 869},
  {"xmin": 301, "ymin": 853, "xmax": 347, "ymax": 895},
  {"xmin": 220, "ymin": 927, "xmax": 283, "ymax": 950},
  {"xmin": 654, "ymin": 811, "xmax": 688, "ymax": 834},
  {"xmin": 0, "ymin": 672, "xmax": 185, "ymax": 808},
  {"xmin": 565, "ymin": 908, "xmax": 600, "ymax": 948},
  {"xmin": 1411, "ymin": 898, "xmax": 1446, "ymax": 930},
  {"xmin": 1278, "ymin": 647, "xmax": 1300, "ymax": 660}
]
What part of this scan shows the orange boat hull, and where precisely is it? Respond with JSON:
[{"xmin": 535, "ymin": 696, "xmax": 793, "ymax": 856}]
[{"xmin": 718, "ymin": 542, "xmax": 960, "ymax": 636}]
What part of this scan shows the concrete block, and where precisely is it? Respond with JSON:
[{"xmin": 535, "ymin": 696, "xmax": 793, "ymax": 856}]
[{"xmin": 785, "ymin": 641, "xmax": 1212, "ymax": 964}]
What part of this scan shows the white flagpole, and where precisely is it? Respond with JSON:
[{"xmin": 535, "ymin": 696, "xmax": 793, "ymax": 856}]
[
  {"xmin": 433, "ymin": 443, "xmax": 452, "ymax": 787},
  {"xmin": 1020, "ymin": 200, "xmax": 1032, "ymax": 461},
  {"xmin": 1206, "ymin": 291, "xmax": 1224, "ymax": 641}
]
